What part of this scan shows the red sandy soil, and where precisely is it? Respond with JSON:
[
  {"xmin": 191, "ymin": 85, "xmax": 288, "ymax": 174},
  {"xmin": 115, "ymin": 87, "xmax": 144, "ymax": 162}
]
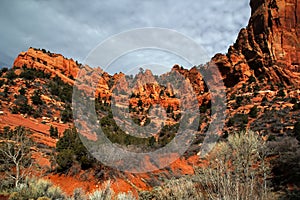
[
  {"xmin": 0, "ymin": 112, "xmax": 209, "ymax": 197},
  {"xmin": 46, "ymin": 172, "xmax": 140, "ymax": 197},
  {"xmin": 46, "ymin": 173, "xmax": 98, "ymax": 196},
  {"xmin": 126, "ymin": 173, "xmax": 151, "ymax": 191},
  {"xmin": 32, "ymin": 151, "xmax": 51, "ymax": 168},
  {"xmin": 0, "ymin": 113, "xmax": 69, "ymax": 147},
  {"xmin": 42, "ymin": 156, "xmax": 204, "ymax": 197},
  {"xmin": 111, "ymin": 178, "xmax": 139, "ymax": 197},
  {"xmin": 169, "ymin": 157, "xmax": 196, "ymax": 175},
  {"xmin": 44, "ymin": 172, "xmax": 137, "ymax": 197}
]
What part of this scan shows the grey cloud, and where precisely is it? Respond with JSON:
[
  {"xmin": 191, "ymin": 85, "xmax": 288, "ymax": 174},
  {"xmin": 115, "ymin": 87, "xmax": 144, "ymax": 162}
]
[{"xmin": 0, "ymin": 0, "xmax": 250, "ymax": 72}]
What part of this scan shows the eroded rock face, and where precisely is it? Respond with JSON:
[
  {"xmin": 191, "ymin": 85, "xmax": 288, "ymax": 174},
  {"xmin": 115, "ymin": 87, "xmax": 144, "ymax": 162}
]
[
  {"xmin": 13, "ymin": 48, "xmax": 113, "ymax": 99},
  {"xmin": 13, "ymin": 48, "xmax": 80, "ymax": 84},
  {"xmin": 12, "ymin": 0, "xmax": 299, "ymax": 93},
  {"xmin": 249, "ymin": 0, "xmax": 299, "ymax": 67},
  {"xmin": 215, "ymin": 0, "xmax": 300, "ymax": 87}
]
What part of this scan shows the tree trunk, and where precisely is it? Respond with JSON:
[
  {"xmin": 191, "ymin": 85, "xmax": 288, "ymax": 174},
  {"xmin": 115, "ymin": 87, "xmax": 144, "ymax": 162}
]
[{"xmin": 15, "ymin": 162, "xmax": 19, "ymax": 188}]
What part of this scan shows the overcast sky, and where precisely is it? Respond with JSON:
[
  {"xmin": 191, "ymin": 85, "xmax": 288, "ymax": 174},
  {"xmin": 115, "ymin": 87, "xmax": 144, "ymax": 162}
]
[{"xmin": 0, "ymin": 0, "xmax": 251, "ymax": 74}]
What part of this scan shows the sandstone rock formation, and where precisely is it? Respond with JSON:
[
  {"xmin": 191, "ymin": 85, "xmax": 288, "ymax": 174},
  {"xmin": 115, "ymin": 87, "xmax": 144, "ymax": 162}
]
[
  {"xmin": 214, "ymin": 0, "xmax": 300, "ymax": 87},
  {"xmin": 12, "ymin": 0, "xmax": 300, "ymax": 90},
  {"xmin": 2, "ymin": 0, "xmax": 299, "ymax": 196},
  {"xmin": 13, "ymin": 47, "xmax": 79, "ymax": 85}
]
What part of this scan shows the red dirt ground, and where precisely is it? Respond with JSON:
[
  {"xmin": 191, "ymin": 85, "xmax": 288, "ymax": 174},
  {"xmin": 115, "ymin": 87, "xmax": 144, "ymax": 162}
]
[
  {"xmin": 0, "ymin": 113, "xmax": 69, "ymax": 147},
  {"xmin": 0, "ymin": 112, "xmax": 209, "ymax": 197},
  {"xmin": 46, "ymin": 173, "xmax": 98, "ymax": 196}
]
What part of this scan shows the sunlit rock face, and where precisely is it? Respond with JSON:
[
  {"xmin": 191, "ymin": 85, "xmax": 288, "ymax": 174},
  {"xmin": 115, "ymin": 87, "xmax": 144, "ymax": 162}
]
[{"xmin": 213, "ymin": 0, "xmax": 300, "ymax": 87}]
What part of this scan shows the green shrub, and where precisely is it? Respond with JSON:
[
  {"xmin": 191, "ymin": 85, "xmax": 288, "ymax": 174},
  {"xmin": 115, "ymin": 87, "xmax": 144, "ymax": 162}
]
[
  {"xmin": 0, "ymin": 79, "xmax": 5, "ymax": 88},
  {"xmin": 14, "ymin": 95, "xmax": 33, "ymax": 115},
  {"xmin": 261, "ymin": 96, "xmax": 268, "ymax": 106},
  {"xmin": 73, "ymin": 188, "xmax": 86, "ymax": 200},
  {"xmin": 10, "ymin": 106, "xmax": 19, "ymax": 114},
  {"xmin": 227, "ymin": 113, "xmax": 248, "ymax": 129},
  {"xmin": 18, "ymin": 87, "xmax": 26, "ymax": 95},
  {"xmin": 248, "ymin": 75, "xmax": 256, "ymax": 83},
  {"xmin": 230, "ymin": 94, "xmax": 236, "ymax": 100},
  {"xmin": 56, "ymin": 149, "xmax": 74, "ymax": 172},
  {"xmin": 47, "ymin": 76, "xmax": 72, "ymax": 103},
  {"xmin": 116, "ymin": 192, "xmax": 136, "ymax": 200},
  {"xmin": 195, "ymin": 131, "xmax": 273, "ymax": 200},
  {"xmin": 227, "ymin": 117, "xmax": 234, "ymax": 127},
  {"xmin": 19, "ymin": 69, "xmax": 35, "ymax": 80},
  {"xmin": 4, "ymin": 70, "xmax": 17, "ymax": 80},
  {"xmin": 277, "ymin": 89, "xmax": 285, "ymax": 97},
  {"xmin": 49, "ymin": 125, "xmax": 59, "ymax": 138},
  {"xmin": 31, "ymin": 90, "xmax": 44, "ymax": 105},
  {"xmin": 137, "ymin": 99, "xmax": 143, "ymax": 107},
  {"xmin": 3, "ymin": 87, "xmax": 9, "ymax": 98},
  {"xmin": 139, "ymin": 178, "xmax": 203, "ymax": 200},
  {"xmin": 294, "ymin": 122, "xmax": 300, "ymax": 141},
  {"xmin": 61, "ymin": 104, "xmax": 73, "ymax": 122},
  {"xmin": 46, "ymin": 185, "xmax": 65, "ymax": 199},
  {"xmin": 37, "ymin": 197, "xmax": 51, "ymax": 200},
  {"xmin": 19, "ymin": 103, "xmax": 33, "ymax": 115},
  {"xmin": 8, "ymin": 178, "xmax": 66, "ymax": 200},
  {"xmin": 249, "ymin": 105, "xmax": 258, "ymax": 118},
  {"xmin": 56, "ymin": 127, "xmax": 95, "ymax": 171},
  {"xmin": 236, "ymin": 113, "xmax": 248, "ymax": 124},
  {"xmin": 235, "ymin": 96, "xmax": 243, "ymax": 107},
  {"xmin": 242, "ymin": 83, "xmax": 247, "ymax": 92},
  {"xmin": 267, "ymin": 136, "xmax": 300, "ymax": 192},
  {"xmin": 33, "ymin": 107, "xmax": 42, "ymax": 118},
  {"xmin": 293, "ymin": 102, "xmax": 300, "ymax": 110},
  {"xmin": 88, "ymin": 182, "xmax": 112, "ymax": 200},
  {"xmin": 1, "ymin": 67, "xmax": 8, "ymax": 73},
  {"xmin": 0, "ymin": 179, "xmax": 14, "ymax": 192},
  {"xmin": 253, "ymin": 85, "xmax": 260, "ymax": 92}
]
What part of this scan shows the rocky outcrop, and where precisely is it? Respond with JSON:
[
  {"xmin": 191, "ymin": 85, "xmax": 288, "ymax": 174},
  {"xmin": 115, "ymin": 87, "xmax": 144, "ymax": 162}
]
[
  {"xmin": 171, "ymin": 65, "xmax": 207, "ymax": 94},
  {"xmin": 11, "ymin": 0, "xmax": 300, "ymax": 100},
  {"xmin": 215, "ymin": 0, "xmax": 300, "ymax": 87},
  {"xmin": 13, "ymin": 48, "xmax": 113, "ymax": 99},
  {"xmin": 13, "ymin": 47, "xmax": 80, "ymax": 85}
]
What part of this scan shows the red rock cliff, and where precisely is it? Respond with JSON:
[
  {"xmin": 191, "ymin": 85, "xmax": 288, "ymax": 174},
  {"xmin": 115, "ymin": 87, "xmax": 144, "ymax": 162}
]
[
  {"xmin": 214, "ymin": 0, "xmax": 300, "ymax": 87},
  {"xmin": 12, "ymin": 0, "xmax": 300, "ymax": 88},
  {"xmin": 13, "ymin": 47, "xmax": 80, "ymax": 84}
]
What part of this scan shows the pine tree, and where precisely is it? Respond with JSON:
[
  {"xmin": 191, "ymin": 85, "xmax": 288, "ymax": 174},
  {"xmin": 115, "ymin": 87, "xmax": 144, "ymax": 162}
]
[
  {"xmin": 49, "ymin": 125, "xmax": 58, "ymax": 138},
  {"xmin": 249, "ymin": 105, "xmax": 258, "ymax": 118}
]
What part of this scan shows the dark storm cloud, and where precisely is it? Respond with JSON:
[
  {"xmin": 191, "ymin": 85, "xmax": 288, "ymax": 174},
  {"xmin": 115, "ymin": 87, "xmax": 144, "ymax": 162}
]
[{"xmin": 0, "ymin": 0, "xmax": 250, "ymax": 72}]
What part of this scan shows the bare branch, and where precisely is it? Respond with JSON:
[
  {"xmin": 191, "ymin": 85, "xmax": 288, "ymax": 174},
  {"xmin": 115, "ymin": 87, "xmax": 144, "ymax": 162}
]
[{"xmin": 0, "ymin": 126, "xmax": 32, "ymax": 188}]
